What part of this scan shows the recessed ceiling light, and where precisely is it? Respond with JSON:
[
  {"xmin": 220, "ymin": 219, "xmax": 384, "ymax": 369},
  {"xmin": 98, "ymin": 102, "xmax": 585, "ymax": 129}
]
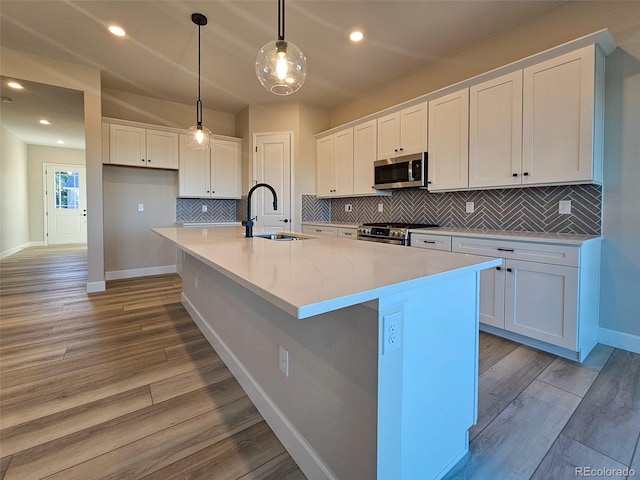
[
  {"xmin": 56, "ymin": 140, "xmax": 65, "ymax": 145},
  {"xmin": 349, "ymin": 31, "xmax": 364, "ymax": 43},
  {"xmin": 108, "ymin": 25, "xmax": 126, "ymax": 37},
  {"xmin": 7, "ymin": 81, "xmax": 23, "ymax": 90},
  {"xmin": 39, "ymin": 119, "xmax": 51, "ymax": 125}
]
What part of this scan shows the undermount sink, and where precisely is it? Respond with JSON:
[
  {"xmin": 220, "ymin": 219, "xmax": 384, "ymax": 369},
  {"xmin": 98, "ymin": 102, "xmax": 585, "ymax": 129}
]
[{"xmin": 254, "ymin": 233, "xmax": 306, "ymax": 241}]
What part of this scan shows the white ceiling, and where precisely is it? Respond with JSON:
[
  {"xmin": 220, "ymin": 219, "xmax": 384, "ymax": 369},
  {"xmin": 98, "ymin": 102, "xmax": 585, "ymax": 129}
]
[{"xmin": 0, "ymin": 0, "xmax": 567, "ymax": 148}]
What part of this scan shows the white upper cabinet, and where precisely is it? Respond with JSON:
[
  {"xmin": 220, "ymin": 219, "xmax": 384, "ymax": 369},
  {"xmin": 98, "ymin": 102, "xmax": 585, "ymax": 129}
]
[
  {"xmin": 427, "ymin": 88, "xmax": 469, "ymax": 191},
  {"xmin": 522, "ymin": 45, "xmax": 604, "ymax": 185},
  {"xmin": 353, "ymin": 119, "xmax": 377, "ymax": 195},
  {"xmin": 109, "ymin": 124, "xmax": 179, "ymax": 170},
  {"xmin": 179, "ymin": 135, "xmax": 241, "ymax": 198},
  {"xmin": 316, "ymin": 127, "xmax": 354, "ymax": 197},
  {"xmin": 469, "ymin": 71, "xmax": 523, "ymax": 188},
  {"xmin": 377, "ymin": 103, "xmax": 427, "ymax": 160}
]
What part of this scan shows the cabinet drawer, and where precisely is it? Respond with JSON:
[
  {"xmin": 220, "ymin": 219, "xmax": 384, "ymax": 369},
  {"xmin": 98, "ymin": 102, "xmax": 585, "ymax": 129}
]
[
  {"xmin": 452, "ymin": 236, "xmax": 578, "ymax": 267},
  {"xmin": 410, "ymin": 233, "xmax": 452, "ymax": 251},
  {"xmin": 302, "ymin": 225, "xmax": 338, "ymax": 237},
  {"xmin": 337, "ymin": 227, "xmax": 357, "ymax": 240}
]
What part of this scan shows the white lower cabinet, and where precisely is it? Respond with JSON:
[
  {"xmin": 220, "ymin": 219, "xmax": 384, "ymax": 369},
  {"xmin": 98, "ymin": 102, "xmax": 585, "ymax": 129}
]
[
  {"xmin": 410, "ymin": 231, "xmax": 600, "ymax": 361},
  {"xmin": 302, "ymin": 224, "xmax": 357, "ymax": 239}
]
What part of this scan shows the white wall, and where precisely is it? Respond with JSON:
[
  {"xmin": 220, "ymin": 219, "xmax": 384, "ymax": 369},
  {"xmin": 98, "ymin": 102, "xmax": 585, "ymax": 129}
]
[
  {"xmin": 327, "ymin": 2, "xmax": 640, "ymax": 348},
  {"xmin": 102, "ymin": 89, "xmax": 236, "ymax": 137},
  {"xmin": 27, "ymin": 145, "xmax": 85, "ymax": 243},
  {"xmin": 0, "ymin": 127, "xmax": 29, "ymax": 257}
]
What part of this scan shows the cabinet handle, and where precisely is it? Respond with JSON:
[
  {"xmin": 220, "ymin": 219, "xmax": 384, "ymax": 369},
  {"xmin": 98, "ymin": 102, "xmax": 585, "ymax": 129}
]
[
  {"xmin": 148, "ymin": 159, "xmax": 151, "ymax": 163},
  {"xmin": 315, "ymin": 229, "xmax": 322, "ymax": 232},
  {"xmin": 343, "ymin": 232, "xmax": 352, "ymax": 236},
  {"xmin": 496, "ymin": 266, "xmax": 502, "ymax": 271},
  {"xmin": 497, "ymin": 248, "xmax": 514, "ymax": 252},
  {"xmin": 512, "ymin": 173, "xmax": 518, "ymax": 177},
  {"xmin": 141, "ymin": 159, "xmax": 145, "ymax": 162},
  {"xmin": 399, "ymin": 147, "xmax": 404, "ymax": 152},
  {"xmin": 523, "ymin": 172, "xmax": 529, "ymax": 176},
  {"xmin": 506, "ymin": 268, "xmax": 513, "ymax": 273},
  {"xmin": 206, "ymin": 190, "xmax": 210, "ymax": 193},
  {"xmin": 394, "ymin": 148, "xmax": 398, "ymax": 153},
  {"xmin": 423, "ymin": 240, "xmax": 436, "ymax": 244}
]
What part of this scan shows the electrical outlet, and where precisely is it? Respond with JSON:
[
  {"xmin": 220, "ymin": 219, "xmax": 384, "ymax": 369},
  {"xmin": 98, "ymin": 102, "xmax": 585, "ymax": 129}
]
[
  {"xmin": 378, "ymin": 203, "xmax": 384, "ymax": 213},
  {"xmin": 137, "ymin": 203, "xmax": 144, "ymax": 212},
  {"xmin": 345, "ymin": 204, "xmax": 353, "ymax": 212},
  {"xmin": 559, "ymin": 200, "xmax": 572, "ymax": 215},
  {"xmin": 201, "ymin": 205, "xmax": 208, "ymax": 213},
  {"xmin": 466, "ymin": 201, "xmax": 475, "ymax": 214},
  {"xmin": 382, "ymin": 311, "xmax": 402, "ymax": 355},
  {"xmin": 279, "ymin": 345, "xmax": 289, "ymax": 377}
]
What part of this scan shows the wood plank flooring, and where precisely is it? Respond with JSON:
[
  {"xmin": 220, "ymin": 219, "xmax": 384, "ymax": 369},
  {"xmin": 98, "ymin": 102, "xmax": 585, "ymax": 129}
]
[{"xmin": 2, "ymin": 246, "xmax": 639, "ymax": 479}]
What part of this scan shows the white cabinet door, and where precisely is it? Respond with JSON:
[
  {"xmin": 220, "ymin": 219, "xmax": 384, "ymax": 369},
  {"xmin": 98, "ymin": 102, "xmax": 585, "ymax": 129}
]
[
  {"xmin": 523, "ymin": 45, "xmax": 597, "ymax": 185},
  {"xmin": 428, "ymin": 88, "xmax": 469, "ymax": 191},
  {"xmin": 302, "ymin": 225, "xmax": 338, "ymax": 237},
  {"xmin": 377, "ymin": 111, "xmax": 400, "ymax": 159},
  {"xmin": 146, "ymin": 129, "xmax": 179, "ymax": 169},
  {"xmin": 316, "ymin": 135, "xmax": 334, "ymax": 197},
  {"xmin": 179, "ymin": 135, "xmax": 210, "ymax": 197},
  {"xmin": 479, "ymin": 263, "xmax": 506, "ymax": 329},
  {"xmin": 211, "ymin": 140, "xmax": 241, "ymax": 198},
  {"xmin": 504, "ymin": 259, "xmax": 578, "ymax": 350},
  {"xmin": 469, "ymin": 71, "xmax": 523, "ymax": 188},
  {"xmin": 110, "ymin": 124, "xmax": 178, "ymax": 170},
  {"xmin": 399, "ymin": 102, "xmax": 427, "ymax": 156},
  {"xmin": 353, "ymin": 119, "xmax": 377, "ymax": 195},
  {"xmin": 109, "ymin": 124, "xmax": 146, "ymax": 167},
  {"xmin": 334, "ymin": 128, "xmax": 354, "ymax": 196}
]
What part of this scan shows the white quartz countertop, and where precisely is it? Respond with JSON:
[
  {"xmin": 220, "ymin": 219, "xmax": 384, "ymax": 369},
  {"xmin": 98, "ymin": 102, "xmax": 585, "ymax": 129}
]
[
  {"xmin": 409, "ymin": 227, "xmax": 600, "ymax": 245},
  {"xmin": 153, "ymin": 226, "xmax": 500, "ymax": 319}
]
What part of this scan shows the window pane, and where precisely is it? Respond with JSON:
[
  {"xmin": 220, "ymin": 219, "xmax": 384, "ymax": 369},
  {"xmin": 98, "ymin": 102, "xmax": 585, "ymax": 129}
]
[{"xmin": 54, "ymin": 170, "xmax": 80, "ymax": 209}]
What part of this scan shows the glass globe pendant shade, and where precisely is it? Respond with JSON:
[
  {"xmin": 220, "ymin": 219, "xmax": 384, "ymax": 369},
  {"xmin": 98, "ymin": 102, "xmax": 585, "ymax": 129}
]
[
  {"xmin": 187, "ymin": 124, "xmax": 212, "ymax": 150},
  {"xmin": 256, "ymin": 39, "xmax": 307, "ymax": 96}
]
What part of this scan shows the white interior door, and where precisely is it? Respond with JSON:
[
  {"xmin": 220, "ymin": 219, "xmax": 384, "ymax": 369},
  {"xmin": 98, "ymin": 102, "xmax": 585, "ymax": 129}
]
[
  {"xmin": 253, "ymin": 133, "xmax": 292, "ymax": 232},
  {"xmin": 45, "ymin": 164, "xmax": 87, "ymax": 244}
]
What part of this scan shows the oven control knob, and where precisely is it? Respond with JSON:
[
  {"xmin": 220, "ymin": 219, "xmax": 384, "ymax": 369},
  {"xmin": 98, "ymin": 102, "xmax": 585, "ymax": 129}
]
[{"xmin": 366, "ymin": 228, "xmax": 371, "ymax": 234}]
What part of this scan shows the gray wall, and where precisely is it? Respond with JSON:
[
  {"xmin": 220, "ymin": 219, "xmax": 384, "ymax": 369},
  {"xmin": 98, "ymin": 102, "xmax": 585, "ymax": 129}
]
[
  {"xmin": 103, "ymin": 166, "xmax": 178, "ymax": 275},
  {"xmin": 0, "ymin": 126, "xmax": 29, "ymax": 257}
]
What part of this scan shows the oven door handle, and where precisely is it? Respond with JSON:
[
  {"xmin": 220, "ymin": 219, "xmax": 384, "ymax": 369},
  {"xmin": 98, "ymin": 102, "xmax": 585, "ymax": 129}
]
[{"xmin": 407, "ymin": 161, "xmax": 415, "ymax": 182}]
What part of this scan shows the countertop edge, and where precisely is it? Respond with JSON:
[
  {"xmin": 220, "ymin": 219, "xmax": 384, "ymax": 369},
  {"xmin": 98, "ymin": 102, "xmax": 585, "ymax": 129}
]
[{"xmin": 408, "ymin": 228, "xmax": 601, "ymax": 245}]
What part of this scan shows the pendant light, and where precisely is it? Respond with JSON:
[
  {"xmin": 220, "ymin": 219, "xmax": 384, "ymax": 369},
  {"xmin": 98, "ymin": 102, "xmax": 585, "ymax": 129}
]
[
  {"xmin": 187, "ymin": 13, "xmax": 212, "ymax": 150},
  {"xmin": 255, "ymin": 0, "xmax": 307, "ymax": 96}
]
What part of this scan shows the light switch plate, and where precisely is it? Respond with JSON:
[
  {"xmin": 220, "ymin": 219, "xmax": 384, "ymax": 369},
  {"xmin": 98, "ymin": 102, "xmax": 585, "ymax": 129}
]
[
  {"xmin": 137, "ymin": 203, "xmax": 144, "ymax": 212},
  {"xmin": 466, "ymin": 201, "xmax": 475, "ymax": 214},
  {"xmin": 378, "ymin": 203, "xmax": 384, "ymax": 213},
  {"xmin": 559, "ymin": 200, "xmax": 572, "ymax": 215}
]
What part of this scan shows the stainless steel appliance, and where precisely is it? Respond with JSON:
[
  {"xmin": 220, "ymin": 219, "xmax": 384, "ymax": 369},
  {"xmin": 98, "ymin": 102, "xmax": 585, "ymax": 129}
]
[
  {"xmin": 357, "ymin": 222, "xmax": 438, "ymax": 246},
  {"xmin": 374, "ymin": 152, "xmax": 428, "ymax": 189}
]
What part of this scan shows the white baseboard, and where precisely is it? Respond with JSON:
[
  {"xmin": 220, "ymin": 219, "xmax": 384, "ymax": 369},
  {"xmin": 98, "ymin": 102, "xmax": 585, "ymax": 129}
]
[
  {"xmin": 598, "ymin": 327, "xmax": 640, "ymax": 354},
  {"xmin": 0, "ymin": 242, "xmax": 29, "ymax": 259},
  {"xmin": 105, "ymin": 265, "xmax": 177, "ymax": 281},
  {"xmin": 86, "ymin": 281, "xmax": 106, "ymax": 293},
  {"xmin": 29, "ymin": 241, "xmax": 46, "ymax": 247},
  {"xmin": 182, "ymin": 293, "xmax": 336, "ymax": 480}
]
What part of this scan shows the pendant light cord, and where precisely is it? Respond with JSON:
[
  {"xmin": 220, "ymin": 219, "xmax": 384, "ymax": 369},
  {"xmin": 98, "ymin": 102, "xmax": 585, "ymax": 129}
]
[
  {"xmin": 278, "ymin": 0, "xmax": 285, "ymax": 41},
  {"xmin": 196, "ymin": 22, "xmax": 202, "ymax": 127}
]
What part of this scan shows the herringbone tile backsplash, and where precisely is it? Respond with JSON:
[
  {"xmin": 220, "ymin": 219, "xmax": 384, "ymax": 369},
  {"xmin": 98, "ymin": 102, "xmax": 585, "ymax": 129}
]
[
  {"xmin": 303, "ymin": 184, "xmax": 602, "ymax": 235},
  {"xmin": 176, "ymin": 198, "xmax": 238, "ymax": 223}
]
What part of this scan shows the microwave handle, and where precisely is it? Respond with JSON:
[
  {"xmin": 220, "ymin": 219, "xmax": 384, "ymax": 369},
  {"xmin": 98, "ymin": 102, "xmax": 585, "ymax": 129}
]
[{"xmin": 407, "ymin": 161, "xmax": 414, "ymax": 182}]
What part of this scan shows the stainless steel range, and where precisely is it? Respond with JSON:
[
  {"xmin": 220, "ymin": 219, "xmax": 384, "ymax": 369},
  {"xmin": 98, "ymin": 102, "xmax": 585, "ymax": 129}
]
[{"xmin": 357, "ymin": 222, "xmax": 438, "ymax": 246}]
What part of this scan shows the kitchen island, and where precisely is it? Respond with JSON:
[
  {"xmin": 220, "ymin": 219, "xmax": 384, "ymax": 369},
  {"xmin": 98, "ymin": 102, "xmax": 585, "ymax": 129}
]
[{"xmin": 153, "ymin": 226, "xmax": 500, "ymax": 480}]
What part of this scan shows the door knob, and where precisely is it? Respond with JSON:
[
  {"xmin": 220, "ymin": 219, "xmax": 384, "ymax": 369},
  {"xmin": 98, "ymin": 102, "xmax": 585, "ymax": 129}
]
[{"xmin": 278, "ymin": 219, "xmax": 289, "ymax": 223}]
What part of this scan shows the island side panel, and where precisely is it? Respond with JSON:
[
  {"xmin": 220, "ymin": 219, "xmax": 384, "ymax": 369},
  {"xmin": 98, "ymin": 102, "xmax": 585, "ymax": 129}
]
[
  {"xmin": 377, "ymin": 271, "xmax": 479, "ymax": 480},
  {"xmin": 181, "ymin": 252, "xmax": 378, "ymax": 480}
]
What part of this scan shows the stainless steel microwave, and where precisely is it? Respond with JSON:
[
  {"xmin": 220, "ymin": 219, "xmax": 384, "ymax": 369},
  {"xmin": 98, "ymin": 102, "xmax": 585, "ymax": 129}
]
[{"xmin": 374, "ymin": 152, "xmax": 427, "ymax": 189}]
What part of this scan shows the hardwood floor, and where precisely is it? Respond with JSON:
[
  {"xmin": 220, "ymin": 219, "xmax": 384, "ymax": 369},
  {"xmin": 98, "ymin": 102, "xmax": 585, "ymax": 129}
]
[{"xmin": 1, "ymin": 246, "xmax": 639, "ymax": 479}]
